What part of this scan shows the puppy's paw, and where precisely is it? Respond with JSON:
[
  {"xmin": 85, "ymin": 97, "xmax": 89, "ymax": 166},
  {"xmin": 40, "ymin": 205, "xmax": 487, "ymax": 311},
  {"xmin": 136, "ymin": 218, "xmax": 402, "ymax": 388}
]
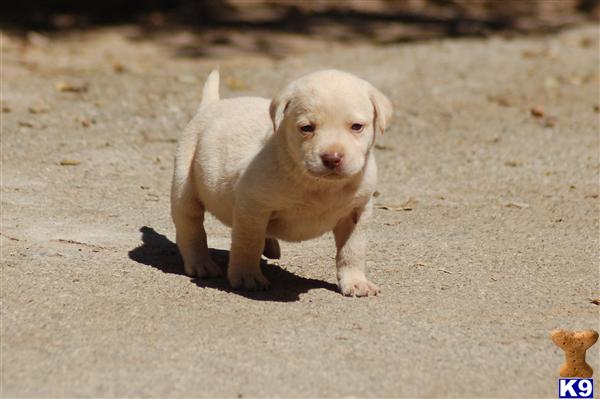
[
  {"xmin": 339, "ymin": 278, "xmax": 380, "ymax": 297},
  {"xmin": 185, "ymin": 258, "xmax": 223, "ymax": 278},
  {"xmin": 228, "ymin": 269, "xmax": 271, "ymax": 291},
  {"xmin": 262, "ymin": 238, "xmax": 281, "ymax": 259}
]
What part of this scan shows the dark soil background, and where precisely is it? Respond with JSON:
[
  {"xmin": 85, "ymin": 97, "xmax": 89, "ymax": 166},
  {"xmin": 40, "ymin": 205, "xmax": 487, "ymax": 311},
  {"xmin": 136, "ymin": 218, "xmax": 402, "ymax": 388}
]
[{"xmin": 4, "ymin": 0, "xmax": 599, "ymax": 39}]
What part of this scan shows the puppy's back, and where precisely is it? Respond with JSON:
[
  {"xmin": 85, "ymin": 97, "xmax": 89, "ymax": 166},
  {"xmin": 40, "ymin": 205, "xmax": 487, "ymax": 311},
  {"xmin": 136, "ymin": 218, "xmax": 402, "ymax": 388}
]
[
  {"xmin": 184, "ymin": 97, "xmax": 273, "ymax": 224},
  {"xmin": 194, "ymin": 97, "xmax": 273, "ymax": 167},
  {"xmin": 174, "ymin": 69, "xmax": 275, "ymax": 225}
]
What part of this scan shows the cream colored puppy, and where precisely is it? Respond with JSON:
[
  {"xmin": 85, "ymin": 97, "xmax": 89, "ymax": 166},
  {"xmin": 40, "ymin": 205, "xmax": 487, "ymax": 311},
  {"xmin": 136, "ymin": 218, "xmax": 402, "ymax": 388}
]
[{"xmin": 171, "ymin": 69, "xmax": 392, "ymax": 296}]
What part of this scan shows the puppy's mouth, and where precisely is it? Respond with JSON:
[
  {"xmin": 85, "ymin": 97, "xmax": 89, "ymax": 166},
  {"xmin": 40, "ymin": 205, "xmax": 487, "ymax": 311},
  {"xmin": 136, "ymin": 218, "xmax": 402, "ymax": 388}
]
[
  {"xmin": 312, "ymin": 171, "xmax": 346, "ymax": 180},
  {"xmin": 305, "ymin": 167, "xmax": 351, "ymax": 180}
]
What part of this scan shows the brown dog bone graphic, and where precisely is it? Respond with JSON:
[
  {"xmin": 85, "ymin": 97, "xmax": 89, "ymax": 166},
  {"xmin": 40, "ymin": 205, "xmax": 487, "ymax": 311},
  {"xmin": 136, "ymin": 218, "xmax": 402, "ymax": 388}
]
[{"xmin": 550, "ymin": 329, "xmax": 598, "ymax": 378}]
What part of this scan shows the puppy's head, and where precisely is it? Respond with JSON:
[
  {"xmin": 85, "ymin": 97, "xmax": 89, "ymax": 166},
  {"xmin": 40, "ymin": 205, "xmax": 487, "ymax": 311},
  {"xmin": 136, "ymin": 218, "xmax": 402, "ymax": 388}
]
[{"xmin": 270, "ymin": 70, "xmax": 392, "ymax": 180}]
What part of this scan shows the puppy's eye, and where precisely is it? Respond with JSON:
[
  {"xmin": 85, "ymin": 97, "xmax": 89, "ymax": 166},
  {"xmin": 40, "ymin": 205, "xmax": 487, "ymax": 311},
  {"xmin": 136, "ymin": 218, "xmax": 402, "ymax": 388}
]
[
  {"xmin": 300, "ymin": 124, "xmax": 315, "ymax": 133},
  {"xmin": 351, "ymin": 123, "xmax": 364, "ymax": 132}
]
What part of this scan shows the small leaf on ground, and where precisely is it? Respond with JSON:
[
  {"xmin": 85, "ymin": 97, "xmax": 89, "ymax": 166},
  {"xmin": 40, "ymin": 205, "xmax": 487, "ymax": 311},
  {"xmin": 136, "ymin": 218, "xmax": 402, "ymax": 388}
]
[
  {"xmin": 505, "ymin": 202, "xmax": 530, "ymax": 209},
  {"xmin": 146, "ymin": 193, "xmax": 160, "ymax": 202},
  {"xmin": 59, "ymin": 159, "xmax": 80, "ymax": 166},
  {"xmin": 112, "ymin": 62, "xmax": 126, "ymax": 73},
  {"xmin": 377, "ymin": 197, "xmax": 417, "ymax": 211},
  {"xmin": 55, "ymin": 81, "xmax": 88, "ymax": 93},
  {"xmin": 226, "ymin": 77, "xmax": 248, "ymax": 91},
  {"xmin": 78, "ymin": 116, "xmax": 93, "ymax": 127},
  {"xmin": 530, "ymin": 106, "xmax": 545, "ymax": 118},
  {"xmin": 28, "ymin": 100, "xmax": 50, "ymax": 114},
  {"xmin": 504, "ymin": 160, "xmax": 522, "ymax": 167},
  {"xmin": 488, "ymin": 95, "xmax": 512, "ymax": 107}
]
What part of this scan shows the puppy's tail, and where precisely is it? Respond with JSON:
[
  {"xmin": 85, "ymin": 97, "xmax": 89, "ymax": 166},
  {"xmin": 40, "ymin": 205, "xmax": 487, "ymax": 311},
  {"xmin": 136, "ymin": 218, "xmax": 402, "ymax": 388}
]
[{"xmin": 200, "ymin": 69, "xmax": 220, "ymax": 109}]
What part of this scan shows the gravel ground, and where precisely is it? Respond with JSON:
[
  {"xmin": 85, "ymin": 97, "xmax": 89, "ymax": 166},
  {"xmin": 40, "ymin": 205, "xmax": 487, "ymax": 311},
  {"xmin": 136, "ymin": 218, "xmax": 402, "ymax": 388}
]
[{"xmin": 1, "ymin": 24, "xmax": 599, "ymax": 397}]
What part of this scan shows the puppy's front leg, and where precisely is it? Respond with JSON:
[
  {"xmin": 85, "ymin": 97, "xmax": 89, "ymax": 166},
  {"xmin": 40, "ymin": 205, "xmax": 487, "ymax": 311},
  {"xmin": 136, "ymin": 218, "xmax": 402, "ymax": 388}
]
[
  {"xmin": 228, "ymin": 205, "xmax": 271, "ymax": 291},
  {"xmin": 333, "ymin": 201, "xmax": 380, "ymax": 297}
]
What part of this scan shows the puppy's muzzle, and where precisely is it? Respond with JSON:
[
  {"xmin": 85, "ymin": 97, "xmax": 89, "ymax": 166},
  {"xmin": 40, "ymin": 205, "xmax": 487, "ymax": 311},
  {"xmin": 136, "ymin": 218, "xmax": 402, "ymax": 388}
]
[{"xmin": 320, "ymin": 152, "xmax": 344, "ymax": 170}]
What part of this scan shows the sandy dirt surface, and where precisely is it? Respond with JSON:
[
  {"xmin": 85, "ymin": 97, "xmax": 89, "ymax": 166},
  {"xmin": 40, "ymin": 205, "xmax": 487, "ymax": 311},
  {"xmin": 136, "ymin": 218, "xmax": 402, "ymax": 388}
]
[{"xmin": 1, "ymin": 24, "xmax": 599, "ymax": 397}]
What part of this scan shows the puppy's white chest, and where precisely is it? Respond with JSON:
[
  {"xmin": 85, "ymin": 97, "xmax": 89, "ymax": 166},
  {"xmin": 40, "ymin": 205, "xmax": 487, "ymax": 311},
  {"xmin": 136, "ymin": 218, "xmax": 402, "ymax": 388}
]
[{"xmin": 267, "ymin": 192, "xmax": 356, "ymax": 242}]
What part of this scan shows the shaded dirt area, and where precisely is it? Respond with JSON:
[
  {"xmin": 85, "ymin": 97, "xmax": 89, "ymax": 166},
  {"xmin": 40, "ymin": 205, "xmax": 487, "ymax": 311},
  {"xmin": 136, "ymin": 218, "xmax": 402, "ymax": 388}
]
[{"xmin": 1, "ymin": 23, "xmax": 599, "ymax": 397}]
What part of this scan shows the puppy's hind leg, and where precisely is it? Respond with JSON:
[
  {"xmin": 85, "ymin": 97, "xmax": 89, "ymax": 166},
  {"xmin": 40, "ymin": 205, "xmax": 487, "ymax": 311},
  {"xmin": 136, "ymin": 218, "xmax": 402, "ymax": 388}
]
[
  {"xmin": 262, "ymin": 238, "xmax": 281, "ymax": 259},
  {"xmin": 172, "ymin": 199, "xmax": 222, "ymax": 278},
  {"xmin": 228, "ymin": 206, "xmax": 271, "ymax": 290}
]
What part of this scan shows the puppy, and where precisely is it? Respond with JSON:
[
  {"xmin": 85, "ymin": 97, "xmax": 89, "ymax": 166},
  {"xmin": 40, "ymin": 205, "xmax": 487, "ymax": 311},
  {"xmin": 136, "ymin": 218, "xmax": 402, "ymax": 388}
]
[{"xmin": 171, "ymin": 69, "xmax": 392, "ymax": 296}]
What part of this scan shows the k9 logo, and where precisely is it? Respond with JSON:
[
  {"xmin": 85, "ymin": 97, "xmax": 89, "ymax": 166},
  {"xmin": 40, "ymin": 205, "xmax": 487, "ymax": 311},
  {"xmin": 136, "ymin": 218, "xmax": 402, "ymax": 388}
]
[{"xmin": 559, "ymin": 379, "xmax": 594, "ymax": 398}]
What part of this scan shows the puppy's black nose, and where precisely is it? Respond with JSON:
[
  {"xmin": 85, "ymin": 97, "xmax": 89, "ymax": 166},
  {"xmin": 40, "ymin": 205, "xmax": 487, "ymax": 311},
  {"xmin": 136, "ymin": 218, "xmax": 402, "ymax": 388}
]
[{"xmin": 320, "ymin": 152, "xmax": 344, "ymax": 170}]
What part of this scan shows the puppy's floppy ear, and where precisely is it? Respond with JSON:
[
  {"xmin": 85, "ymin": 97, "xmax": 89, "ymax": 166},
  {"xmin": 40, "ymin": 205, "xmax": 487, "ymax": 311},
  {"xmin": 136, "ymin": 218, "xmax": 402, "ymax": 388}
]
[
  {"xmin": 369, "ymin": 86, "xmax": 393, "ymax": 135},
  {"xmin": 269, "ymin": 88, "xmax": 293, "ymax": 133}
]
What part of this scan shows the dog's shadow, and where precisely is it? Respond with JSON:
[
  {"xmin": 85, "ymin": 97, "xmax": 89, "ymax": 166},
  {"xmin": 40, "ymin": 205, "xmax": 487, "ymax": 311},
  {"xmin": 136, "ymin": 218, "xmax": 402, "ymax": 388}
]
[{"xmin": 128, "ymin": 226, "xmax": 338, "ymax": 302}]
